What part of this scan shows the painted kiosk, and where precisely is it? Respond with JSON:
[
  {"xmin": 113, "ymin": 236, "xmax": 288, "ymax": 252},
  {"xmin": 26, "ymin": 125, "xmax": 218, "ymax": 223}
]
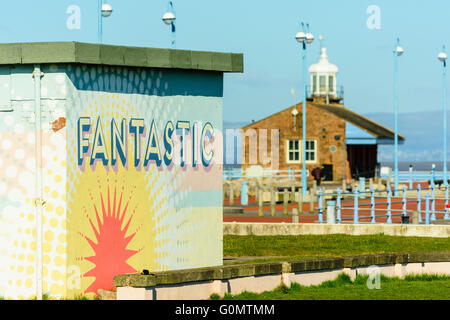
[{"xmin": 0, "ymin": 42, "xmax": 243, "ymax": 299}]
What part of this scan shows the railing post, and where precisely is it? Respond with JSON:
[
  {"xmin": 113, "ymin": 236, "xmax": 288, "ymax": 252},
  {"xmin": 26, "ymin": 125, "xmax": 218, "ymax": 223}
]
[
  {"xmin": 336, "ymin": 188, "xmax": 342, "ymax": 224},
  {"xmin": 445, "ymin": 184, "xmax": 449, "ymax": 220},
  {"xmin": 402, "ymin": 184, "xmax": 407, "ymax": 217},
  {"xmin": 326, "ymin": 201, "xmax": 336, "ymax": 224},
  {"xmin": 431, "ymin": 184, "xmax": 436, "ymax": 221},
  {"xmin": 425, "ymin": 192, "xmax": 430, "ymax": 225},
  {"xmin": 387, "ymin": 184, "xmax": 392, "ymax": 224},
  {"xmin": 318, "ymin": 189, "xmax": 323, "ymax": 223},
  {"xmin": 353, "ymin": 186, "xmax": 359, "ymax": 224},
  {"xmin": 417, "ymin": 184, "xmax": 422, "ymax": 223},
  {"xmin": 241, "ymin": 181, "xmax": 248, "ymax": 206},
  {"xmin": 370, "ymin": 186, "xmax": 375, "ymax": 223}
]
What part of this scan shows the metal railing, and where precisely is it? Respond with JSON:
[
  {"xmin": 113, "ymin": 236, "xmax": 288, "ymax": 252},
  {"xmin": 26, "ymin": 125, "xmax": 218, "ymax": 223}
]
[
  {"xmin": 316, "ymin": 183, "xmax": 450, "ymax": 225},
  {"xmin": 224, "ymin": 178, "xmax": 450, "ymax": 225}
]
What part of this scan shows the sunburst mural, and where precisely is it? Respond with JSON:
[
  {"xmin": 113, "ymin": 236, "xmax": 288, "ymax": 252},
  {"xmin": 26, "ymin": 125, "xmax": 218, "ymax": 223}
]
[{"xmin": 80, "ymin": 185, "xmax": 143, "ymax": 293}]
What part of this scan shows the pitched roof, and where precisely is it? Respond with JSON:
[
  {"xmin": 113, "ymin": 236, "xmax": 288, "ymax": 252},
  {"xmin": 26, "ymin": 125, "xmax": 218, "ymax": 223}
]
[
  {"xmin": 312, "ymin": 102, "xmax": 405, "ymax": 141},
  {"xmin": 243, "ymin": 102, "xmax": 405, "ymax": 141}
]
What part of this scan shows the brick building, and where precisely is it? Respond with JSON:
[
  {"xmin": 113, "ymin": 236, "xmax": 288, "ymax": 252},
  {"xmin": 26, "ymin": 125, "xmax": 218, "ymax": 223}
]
[{"xmin": 241, "ymin": 47, "xmax": 404, "ymax": 184}]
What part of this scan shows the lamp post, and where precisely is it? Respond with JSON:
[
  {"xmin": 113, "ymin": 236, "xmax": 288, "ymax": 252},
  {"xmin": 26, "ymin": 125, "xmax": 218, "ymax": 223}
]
[
  {"xmin": 439, "ymin": 47, "xmax": 448, "ymax": 186},
  {"xmin": 162, "ymin": 2, "xmax": 176, "ymax": 49},
  {"xmin": 296, "ymin": 23, "xmax": 314, "ymax": 196},
  {"xmin": 98, "ymin": 1, "xmax": 113, "ymax": 43},
  {"xmin": 393, "ymin": 38, "xmax": 404, "ymax": 196}
]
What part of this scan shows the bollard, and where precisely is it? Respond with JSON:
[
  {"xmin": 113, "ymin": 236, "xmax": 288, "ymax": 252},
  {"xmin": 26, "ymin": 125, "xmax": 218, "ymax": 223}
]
[
  {"xmin": 387, "ymin": 184, "xmax": 392, "ymax": 224},
  {"xmin": 292, "ymin": 207, "xmax": 299, "ymax": 223},
  {"xmin": 229, "ymin": 182, "xmax": 234, "ymax": 207},
  {"xmin": 270, "ymin": 185, "xmax": 276, "ymax": 217},
  {"xmin": 283, "ymin": 188, "xmax": 289, "ymax": 215},
  {"xmin": 258, "ymin": 187, "xmax": 263, "ymax": 217},
  {"xmin": 290, "ymin": 181, "xmax": 296, "ymax": 204},
  {"xmin": 377, "ymin": 178, "xmax": 382, "ymax": 191},
  {"xmin": 353, "ymin": 186, "xmax": 359, "ymax": 224},
  {"xmin": 298, "ymin": 187, "xmax": 304, "ymax": 214},
  {"xmin": 241, "ymin": 181, "xmax": 248, "ymax": 206},
  {"xmin": 312, "ymin": 181, "xmax": 318, "ymax": 202},
  {"xmin": 359, "ymin": 177, "xmax": 366, "ymax": 199},
  {"xmin": 402, "ymin": 184, "xmax": 407, "ymax": 217},
  {"xmin": 370, "ymin": 186, "xmax": 375, "ymax": 223},
  {"xmin": 417, "ymin": 184, "xmax": 422, "ymax": 223},
  {"xmin": 326, "ymin": 201, "xmax": 336, "ymax": 224},
  {"xmin": 431, "ymin": 184, "xmax": 436, "ymax": 221},
  {"xmin": 425, "ymin": 192, "xmax": 430, "ymax": 225},
  {"xmin": 309, "ymin": 188, "xmax": 315, "ymax": 213},
  {"xmin": 412, "ymin": 211, "xmax": 419, "ymax": 224},
  {"xmin": 318, "ymin": 189, "xmax": 323, "ymax": 223},
  {"xmin": 336, "ymin": 188, "xmax": 342, "ymax": 224}
]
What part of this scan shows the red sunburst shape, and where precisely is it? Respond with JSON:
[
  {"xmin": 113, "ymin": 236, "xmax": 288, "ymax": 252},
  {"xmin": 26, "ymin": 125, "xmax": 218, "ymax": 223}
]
[{"xmin": 80, "ymin": 186, "xmax": 142, "ymax": 293}]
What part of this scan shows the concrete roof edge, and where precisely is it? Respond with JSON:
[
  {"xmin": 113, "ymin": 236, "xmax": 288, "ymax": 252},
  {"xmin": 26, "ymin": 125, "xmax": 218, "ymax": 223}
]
[{"xmin": 0, "ymin": 42, "xmax": 244, "ymax": 73}]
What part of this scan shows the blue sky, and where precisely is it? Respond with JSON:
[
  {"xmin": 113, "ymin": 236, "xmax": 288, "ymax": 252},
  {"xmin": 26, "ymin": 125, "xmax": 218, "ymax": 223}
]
[{"xmin": 1, "ymin": 1, "xmax": 449, "ymax": 123}]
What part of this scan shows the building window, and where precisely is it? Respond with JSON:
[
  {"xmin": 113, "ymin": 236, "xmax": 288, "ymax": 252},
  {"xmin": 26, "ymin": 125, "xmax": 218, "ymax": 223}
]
[
  {"xmin": 286, "ymin": 140, "xmax": 317, "ymax": 163},
  {"xmin": 305, "ymin": 140, "xmax": 317, "ymax": 163},
  {"xmin": 319, "ymin": 76, "xmax": 326, "ymax": 93},
  {"xmin": 328, "ymin": 75, "xmax": 334, "ymax": 92},
  {"xmin": 286, "ymin": 140, "xmax": 300, "ymax": 163}
]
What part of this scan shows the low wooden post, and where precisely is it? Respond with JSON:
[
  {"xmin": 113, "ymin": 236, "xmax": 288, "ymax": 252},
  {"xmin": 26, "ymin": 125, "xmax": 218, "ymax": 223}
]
[
  {"xmin": 229, "ymin": 182, "xmax": 234, "ymax": 207},
  {"xmin": 290, "ymin": 181, "xmax": 296, "ymax": 204},
  {"xmin": 270, "ymin": 185, "xmax": 276, "ymax": 217},
  {"xmin": 309, "ymin": 188, "xmax": 315, "ymax": 213},
  {"xmin": 283, "ymin": 188, "xmax": 289, "ymax": 215},
  {"xmin": 312, "ymin": 180, "xmax": 318, "ymax": 197},
  {"xmin": 298, "ymin": 186, "xmax": 304, "ymax": 214},
  {"xmin": 292, "ymin": 208, "xmax": 299, "ymax": 223},
  {"xmin": 258, "ymin": 187, "xmax": 263, "ymax": 217},
  {"xmin": 412, "ymin": 211, "xmax": 419, "ymax": 224}
]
